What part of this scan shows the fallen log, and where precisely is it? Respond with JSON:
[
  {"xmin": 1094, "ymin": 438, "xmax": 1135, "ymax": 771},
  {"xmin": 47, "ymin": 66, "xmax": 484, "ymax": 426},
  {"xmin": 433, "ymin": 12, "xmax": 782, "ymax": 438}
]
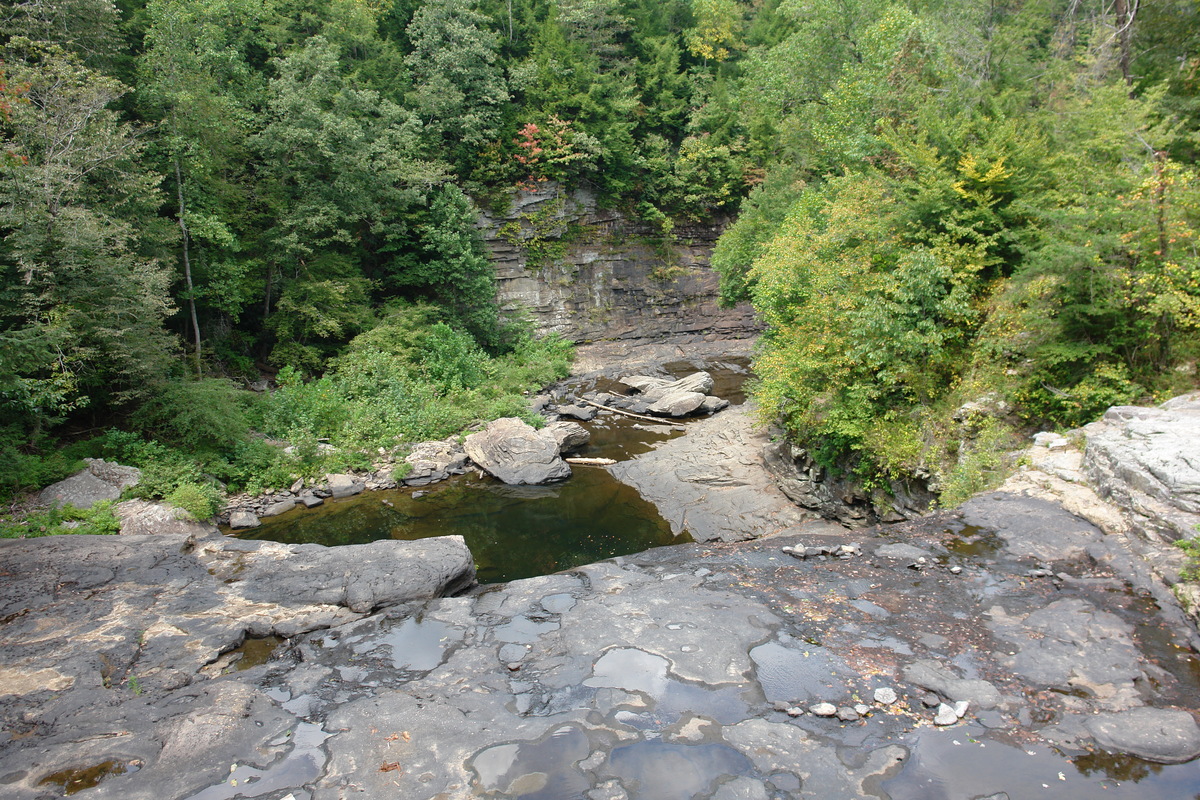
[
  {"xmin": 578, "ymin": 398, "xmax": 675, "ymax": 425},
  {"xmin": 565, "ymin": 457, "xmax": 618, "ymax": 466}
]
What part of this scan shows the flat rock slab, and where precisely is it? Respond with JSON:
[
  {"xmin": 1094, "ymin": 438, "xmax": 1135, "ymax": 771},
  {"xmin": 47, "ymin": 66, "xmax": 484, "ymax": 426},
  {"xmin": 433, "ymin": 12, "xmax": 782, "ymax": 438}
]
[
  {"xmin": 0, "ymin": 530, "xmax": 474, "ymax": 800},
  {"xmin": 960, "ymin": 492, "xmax": 1103, "ymax": 562},
  {"xmin": 1085, "ymin": 707, "xmax": 1200, "ymax": 763},
  {"xmin": 464, "ymin": 417, "xmax": 572, "ymax": 485},
  {"xmin": 609, "ymin": 405, "xmax": 809, "ymax": 542}
]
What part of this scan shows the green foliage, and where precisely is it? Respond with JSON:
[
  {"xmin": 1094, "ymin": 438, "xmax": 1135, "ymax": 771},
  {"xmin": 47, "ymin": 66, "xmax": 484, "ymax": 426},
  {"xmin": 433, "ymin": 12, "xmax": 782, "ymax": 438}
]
[
  {"xmin": 164, "ymin": 482, "xmax": 223, "ymax": 521},
  {"xmin": 6, "ymin": 0, "xmax": 1200, "ymax": 512},
  {"xmin": 131, "ymin": 377, "xmax": 250, "ymax": 452},
  {"xmin": 1178, "ymin": 536, "xmax": 1200, "ymax": 582},
  {"xmin": 257, "ymin": 318, "xmax": 572, "ymax": 456},
  {"xmin": 0, "ymin": 427, "xmax": 88, "ymax": 502},
  {"xmin": 937, "ymin": 419, "xmax": 1020, "ymax": 508},
  {"xmin": 1, "ymin": 39, "xmax": 176, "ymax": 438},
  {"xmin": 0, "ymin": 501, "xmax": 121, "ymax": 539}
]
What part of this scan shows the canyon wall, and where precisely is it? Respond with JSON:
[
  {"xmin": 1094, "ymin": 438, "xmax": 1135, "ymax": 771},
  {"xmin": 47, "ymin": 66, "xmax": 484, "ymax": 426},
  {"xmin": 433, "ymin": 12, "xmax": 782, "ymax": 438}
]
[{"xmin": 479, "ymin": 184, "xmax": 760, "ymax": 343}]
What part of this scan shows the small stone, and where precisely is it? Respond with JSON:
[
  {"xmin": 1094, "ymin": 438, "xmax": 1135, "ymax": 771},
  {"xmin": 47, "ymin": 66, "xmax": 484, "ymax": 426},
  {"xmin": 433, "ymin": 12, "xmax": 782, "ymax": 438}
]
[
  {"xmin": 507, "ymin": 663, "xmax": 522, "ymax": 672},
  {"xmin": 933, "ymin": 704, "xmax": 959, "ymax": 726},
  {"xmin": 921, "ymin": 693, "xmax": 941, "ymax": 708},
  {"xmin": 810, "ymin": 702, "xmax": 837, "ymax": 717},
  {"xmin": 772, "ymin": 700, "xmax": 790, "ymax": 712},
  {"xmin": 289, "ymin": 478, "xmax": 304, "ymax": 494},
  {"xmin": 953, "ymin": 700, "xmax": 970, "ymax": 719},
  {"xmin": 873, "ymin": 687, "xmax": 898, "ymax": 705},
  {"xmin": 949, "ymin": 566, "xmax": 963, "ymax": 575},
  {"xmin": 854, "ymin": 704, "xmax": 870, "ymax": 716},
  {"xmin": 298, "ymin": 494, "xmax": 323, "ymax": 508},
  {"xmin": 837, "ymin": 707, "xmax": 860, "ymax": 722},
  {"xmin": 786, "ymin": 707, "xmax": 804, "ymax": 718}
]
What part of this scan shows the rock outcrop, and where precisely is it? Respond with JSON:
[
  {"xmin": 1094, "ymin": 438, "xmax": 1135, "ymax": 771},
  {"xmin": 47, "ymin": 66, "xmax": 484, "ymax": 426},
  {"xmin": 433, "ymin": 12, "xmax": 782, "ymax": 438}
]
[
  {"xmin": 1082, "ymin": 394, "xmax": 1200, "ymax": 545},
  {"xmin": 762, "ymin": 438, "xmax": 936, "ymax": 528},
  {"xmin": 38, "ymin": 459, "xmax": 141, "ymax": 509},
  {"xmin": 481, "ymin": 184, "xmax": 760, "ymax": 342},
  {"xmin": 463, "ymin": 417, "xmax": 572, "ymax": 485}
]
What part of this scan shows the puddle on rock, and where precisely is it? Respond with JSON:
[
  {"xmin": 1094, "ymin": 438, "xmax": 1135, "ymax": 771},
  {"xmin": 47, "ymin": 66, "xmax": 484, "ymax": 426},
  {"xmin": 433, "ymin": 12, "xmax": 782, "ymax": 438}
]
[
  {"xmin": 366, "ymin": 615, "xmax": 460, "ymax": 672},
  {"xmin": 883, "ymin": 726, "xmax": 1200, "ymax": 799},
  {"xmin": 38, "ymin": 760, "xmax": 139, "ymax": 795},
  {"xmin": 750, "ymin": 638, "xmax": 857, "ymax": 704},
  {"xmin": 495, "ymin": 615, "xmax": 560, "ymax": 645},
  {"xmin": 606, "ymin": 740, "xmax": 753, "ymax": 799},
  {"xmin": 238, "ymin": 467, "xmax": 689, "ymax": 584},
  {"xmin": 184, "ymin": 722, "xmax": 329, "ymax": 800},
  {"xmin": 471, "ymin": 725, "xmax": 592, "ymax": 799},
  {"xmin": 229, "ymin": 635, "xmax": 284, "ymax": 671},
  {"xmin": 585, "ymin": 648, "xmax": 671, "ymax": 697},
  {"xmin": 941, "ymin": 524, "xmax": 1005, "ymax": 560},
  {"xmin": 584, "ymin": 647, "xmax": 751, "ymax": 727}
]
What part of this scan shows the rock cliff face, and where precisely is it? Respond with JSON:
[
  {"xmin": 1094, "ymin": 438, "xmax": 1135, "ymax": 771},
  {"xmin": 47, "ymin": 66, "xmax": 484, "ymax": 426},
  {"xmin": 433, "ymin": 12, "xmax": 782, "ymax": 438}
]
[{"xmin": 478, "ymin": 184, "xmax": 760, "ymax": 342}]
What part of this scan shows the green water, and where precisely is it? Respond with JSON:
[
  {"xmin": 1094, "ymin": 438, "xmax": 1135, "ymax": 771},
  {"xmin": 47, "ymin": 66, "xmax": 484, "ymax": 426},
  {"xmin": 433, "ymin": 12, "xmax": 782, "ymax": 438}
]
[{"xmin": 239, "ymin": 467, "xmax": 687, "ymax": 584}]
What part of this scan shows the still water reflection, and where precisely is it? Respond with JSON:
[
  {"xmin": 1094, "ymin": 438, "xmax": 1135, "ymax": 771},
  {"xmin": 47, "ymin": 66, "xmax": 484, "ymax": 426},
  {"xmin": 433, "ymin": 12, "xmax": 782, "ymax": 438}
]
[{"xmin": 237, "ymin": 465, "xmax": 689, "ymax": 585}]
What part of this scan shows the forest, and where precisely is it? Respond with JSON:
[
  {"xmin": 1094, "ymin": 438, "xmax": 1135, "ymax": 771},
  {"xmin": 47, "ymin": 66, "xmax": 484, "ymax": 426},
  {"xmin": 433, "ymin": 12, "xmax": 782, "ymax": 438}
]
[{"xmin": 1, "ymin": 0, "xmax": 1198, "ymax": 520}]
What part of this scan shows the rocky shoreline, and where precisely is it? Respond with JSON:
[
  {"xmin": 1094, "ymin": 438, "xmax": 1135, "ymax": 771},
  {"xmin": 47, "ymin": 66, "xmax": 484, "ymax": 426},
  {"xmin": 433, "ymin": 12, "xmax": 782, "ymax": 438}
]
[{"xmin": 2, "ymin": 355, "xmax": 1200, "ymax": 799}]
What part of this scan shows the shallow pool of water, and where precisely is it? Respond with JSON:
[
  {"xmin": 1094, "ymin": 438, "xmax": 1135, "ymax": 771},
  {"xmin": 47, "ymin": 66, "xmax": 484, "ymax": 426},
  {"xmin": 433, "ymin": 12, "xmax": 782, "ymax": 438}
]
[{"xmin": 238, "ymin": 463, "xmax": 689, "ymax": 585}]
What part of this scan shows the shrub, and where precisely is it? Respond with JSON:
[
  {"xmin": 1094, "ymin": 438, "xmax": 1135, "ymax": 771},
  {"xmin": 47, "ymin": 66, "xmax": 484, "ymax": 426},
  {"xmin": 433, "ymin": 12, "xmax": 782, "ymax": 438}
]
[
  {"xmin": 165, "ymin": 483, "xmax": 223, "ymax": 521},
  {"xmin": 938, "ymin": 418, "xmax": 1020, "ymax": 508}
]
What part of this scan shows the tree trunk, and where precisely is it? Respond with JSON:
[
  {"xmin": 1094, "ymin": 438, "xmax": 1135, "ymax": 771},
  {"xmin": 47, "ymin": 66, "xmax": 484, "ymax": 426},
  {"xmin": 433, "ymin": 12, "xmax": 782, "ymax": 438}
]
[{"xmin": 175, "ymin": 158, "xmax": 202, "ymax": 377}]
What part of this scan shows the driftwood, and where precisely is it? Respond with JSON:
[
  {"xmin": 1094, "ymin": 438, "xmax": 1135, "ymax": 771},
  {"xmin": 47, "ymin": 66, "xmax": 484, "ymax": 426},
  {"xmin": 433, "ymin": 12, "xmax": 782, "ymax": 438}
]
[
  {"xmin": 565, "ymin": 457, "xmax": 617, "ymax": 466},
  {"xmin": 578, "ymin": 398, "xmax": 674, "ymax": 425}
]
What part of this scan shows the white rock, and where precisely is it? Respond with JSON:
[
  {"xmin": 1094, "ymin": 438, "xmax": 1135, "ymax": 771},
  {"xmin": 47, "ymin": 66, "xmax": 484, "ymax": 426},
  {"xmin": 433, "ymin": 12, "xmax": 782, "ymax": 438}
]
[{"xmin": 933, "ymin": 704, "xmax": 959, "ymax": 726}]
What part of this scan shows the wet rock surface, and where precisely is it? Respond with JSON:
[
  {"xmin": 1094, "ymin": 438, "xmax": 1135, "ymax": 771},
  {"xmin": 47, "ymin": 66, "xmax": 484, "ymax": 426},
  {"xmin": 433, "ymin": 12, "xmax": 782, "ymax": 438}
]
[
  {"xmin": 0, "ymin": 528, "xmax": 474, "ymax": 800},
  {"xmin": 5, "ymin": 487, "xmax": 1199, "ymax": 799}
]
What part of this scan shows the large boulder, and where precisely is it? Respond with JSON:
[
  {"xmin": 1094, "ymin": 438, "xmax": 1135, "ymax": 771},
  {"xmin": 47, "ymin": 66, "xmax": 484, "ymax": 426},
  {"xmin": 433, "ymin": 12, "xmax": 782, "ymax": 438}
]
[
  {"xmin": 617, "ymin": 372, "xmax": 720, "ymax": 417},
  {"xmin": 648, "ymin": 390, "xmax": 707, "ymax": 417},
  {"xmin": 544, "ymin": 421, "xmax": 591, "ymax": 453},
  {"xmin": 620, "ymin": 371, "xmax": 715, "ymax": 399},
  {"xmin": 464, "ymin": 418, "xmax": 571, "ymax": 485},
  {"xmin": 39, "ymin": 459, "xmax": 141, "ymax": 509},
  {"xmin": 116, "ymin": 500, "xmax": 219, "ymax": 538},
  {"xmin": 1083, "ymin": 395, "xmax": 1200, "ymax": 543}
]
